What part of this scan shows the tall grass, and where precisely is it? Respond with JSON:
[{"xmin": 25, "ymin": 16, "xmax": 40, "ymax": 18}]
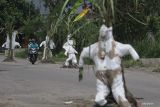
[{"xmin": 133, "ymin": 37, "xmax": 160, "ymax": 58}]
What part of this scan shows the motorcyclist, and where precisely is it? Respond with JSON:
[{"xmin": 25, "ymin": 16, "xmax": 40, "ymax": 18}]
[{"xmin": 28, "ymin": 38, "xmax": 39, "ymax": 59}]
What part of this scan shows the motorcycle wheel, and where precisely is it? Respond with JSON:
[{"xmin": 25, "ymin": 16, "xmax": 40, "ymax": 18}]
[
  {"xmin": 32, "ymin": 54, "xmax": 36, "ymax": 64},
  {"xmin": 30, "ymin": 54, "xmax": 36, "ymax": 64}
]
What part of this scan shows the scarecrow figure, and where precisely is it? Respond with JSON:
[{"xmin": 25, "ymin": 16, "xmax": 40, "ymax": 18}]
[
  {"xmin": 2, "ymin": 30, "xmax": 21, "ymax": 56},
  {"xmin": 63, "ymin": 34, "xmax": 78, "ymax": 68},
  {"xmin": 40, "ymin": 35, "xmax": 55, "ymax": 60},
  {"xmin": 79, "ymin": 25, "xmax": 140, "ymax": 107}
]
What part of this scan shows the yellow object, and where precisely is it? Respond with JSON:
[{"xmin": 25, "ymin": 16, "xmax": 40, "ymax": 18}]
[{"xmin": 73, "ymin": 8, "xmax": 90, "ymax": 22}]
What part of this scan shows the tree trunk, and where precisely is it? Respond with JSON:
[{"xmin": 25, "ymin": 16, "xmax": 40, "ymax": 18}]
[
  {"xmin": 41, "ymin": 38, "xmax": 54, "ymax": 63},
  {"xmin": 3, "ymin": 32, "xmax": 14, "ymax": 62}
]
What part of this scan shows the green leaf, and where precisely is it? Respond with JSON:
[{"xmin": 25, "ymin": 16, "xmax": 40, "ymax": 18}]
[{"xmin": 70, "ymin": 0, "xmax": 82, "ymax": 14}]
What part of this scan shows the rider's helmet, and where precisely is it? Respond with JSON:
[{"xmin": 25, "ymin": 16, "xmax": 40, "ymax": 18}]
[{"xmin": 31, "ymin": 38, "xmax": 36, "ymax": 43}]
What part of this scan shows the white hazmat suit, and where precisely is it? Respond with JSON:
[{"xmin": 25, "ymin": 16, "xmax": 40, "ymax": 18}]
[{"xmin": 79, "ymin": 25, "xmax": 139, "ymax": 107}]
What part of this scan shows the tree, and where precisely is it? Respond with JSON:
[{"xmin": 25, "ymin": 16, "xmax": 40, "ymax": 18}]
[
  {"xmin": 0, "ymin": 0, "xmax": 39, "ymax": 61},
  {"xmin": 39, "ymin": 0, "xmax": 70, "ymax": 62},
  {"xmin": 41, "ymin": 0, "xmax": 96, "ymax": 63}
]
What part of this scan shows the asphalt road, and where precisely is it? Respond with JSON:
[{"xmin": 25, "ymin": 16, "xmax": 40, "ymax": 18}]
[{"xmin": 0, "ymin": 55, "xmax": 160, "ymax": 107}]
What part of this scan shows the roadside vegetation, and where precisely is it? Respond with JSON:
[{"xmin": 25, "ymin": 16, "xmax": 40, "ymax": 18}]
[{"xmin": 1, "ymin": 0, "xmax": 160, "ymax": 63}]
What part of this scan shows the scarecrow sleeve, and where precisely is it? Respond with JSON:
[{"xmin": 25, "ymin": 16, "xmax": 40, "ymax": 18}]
[{"xmin": 116, "ymin": 42, "xmax": 140, "ymax": 61}]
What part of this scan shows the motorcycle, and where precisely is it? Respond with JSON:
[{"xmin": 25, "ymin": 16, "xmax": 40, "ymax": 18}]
[{"xmin": 29, "ymin": 48, "xmax": 38, "ymax": 64}]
